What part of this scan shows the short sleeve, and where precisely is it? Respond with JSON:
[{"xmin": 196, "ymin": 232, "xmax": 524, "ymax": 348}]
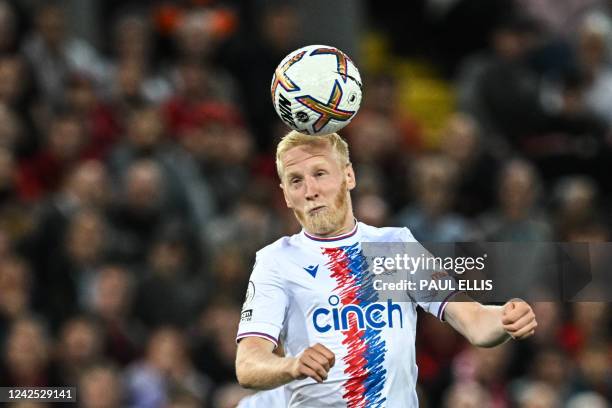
[
  {"xmin": 401, "ymin": 228, "xmax": 460, "ymax": 321},
  {"xmin": 236, "ymin": 252, "xmax": 289, "ymax": 348}
]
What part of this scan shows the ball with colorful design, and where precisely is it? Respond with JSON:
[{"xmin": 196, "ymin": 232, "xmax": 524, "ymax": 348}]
[{"xmin": 271, "ymin": 45, "xmax": 363, "ymax": 135}]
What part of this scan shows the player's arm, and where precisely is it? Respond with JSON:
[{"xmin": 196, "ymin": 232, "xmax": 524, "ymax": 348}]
[
  {"xmin": 236, "ymin": 337, "xmax": 335, "ymax": 390},
  {"xmin": 443, "ymin": 293, "xmax": 537, "ymax": 347}
]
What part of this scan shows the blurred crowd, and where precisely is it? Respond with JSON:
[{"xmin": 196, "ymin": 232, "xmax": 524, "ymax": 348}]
[{"xmin": 0, "ymin": 0, "xmax": 609, "ymax": 407}]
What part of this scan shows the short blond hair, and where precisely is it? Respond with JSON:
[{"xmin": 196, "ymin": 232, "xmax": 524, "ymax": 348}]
[{"xmin": 276, "ymin": 131, "xmax": 350, "ymax": 179}]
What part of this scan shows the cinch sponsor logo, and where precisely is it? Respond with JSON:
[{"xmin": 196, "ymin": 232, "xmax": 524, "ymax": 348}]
[{"xmin": 312, "ymin": 295, "xmax": 403, "ymax": 333}]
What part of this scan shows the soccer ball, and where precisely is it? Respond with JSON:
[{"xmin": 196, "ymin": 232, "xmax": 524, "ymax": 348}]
[{"xmin": 271, "ymin": 44, "xmax": 362, "ymax": 135}]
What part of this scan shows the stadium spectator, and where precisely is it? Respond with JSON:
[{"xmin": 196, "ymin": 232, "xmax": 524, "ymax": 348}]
[
  {"xmin": 55, "ymin": 316, "xmax": 104, "ymax": 384},
  {"xmin": 0, "ymin": 316, "xmax": 58, "ymax": 387},
  {"xmin": 205, "ymin": 245, "xmax": 249, "ymax": 305},
  {"xmin": 0, "ymin": 54, "xmax": 40, "ymax": 157},
  {"xmin": 109, "ymin": 11, "xmax": 171, "ymax": 105},
  {"xmin": 451, "ymin": 344, "xmax": 512, "ymax": 407},
  {"xmin": 439, "ymin": 112, "xmax": 499, "ymax": 216},
  {"xmin": 194, "ymin": 300, "xmax": 242, "ymax": 385},
  {"xmin": 0, "ymin": 1, "xmax": 20, "ymax": 54},
  {"xmin": 125, "ymin": 327, "xmax": 211, "ymax": 408},
  {"xmin": 443, "ymin": 381, "xmax": 492, "ymax": 408},
  {"xmin": 25, "ymin": 159, "xmax": 109, "ymax": 318},
  {"xmin": 576, "ymin": 13, "xmax": 612, "ymax": 125},
  {"xmin": 0, "ymin": 104, "xmax": 24, "ymax": 151},
  {"xmin": 219, "ymin": 2, "xmax": 301, "ymax": 151},
  {"xmin": 78, "ymin": 362, "xmax": 124, "ymax": 408},
  {"xmin": 416, "ymin": 312, "xmax": 465, "ymax": 406},
  {"xmin": 516, "ymin": 0, "xmax": 603, "ymax": 36},
  {"xmin": 162, "ymin": 57, "xmax": 237, "ymax": 139},
  {"xmin": 552, "ymin": 176, "xmax": 602, "ymax": 239},
  {"xmin": 353, "ymin": 192, "xmax": 390, "ymax": 227},
  {"xmin": 0, "ymin": 256, "xmax": 32, "ymax": 329},
  {"xmin": 172, "ymin": 8, "xmax": 239, "ymax": 105},
  {"xmin": 566, "ymin": 391, "xmax": 609, "ymax": 408},
  {"xmin": 39, "ymin": 208, "xmax": 108, "ymax": 329},
  {"xmin": 134, "ymin": 230, "xmax": 206, "ymax": 329},
  {"xmin": 7, "ymin": 402, "xmax": 45, "ymax": 408},
  {"xmin": 476, "ymin": 159, "xmax": 552, "ymax": 241},
  {"xmin": 22, "ymin": 2, "xmax": 109, "ymax": 107},
  {"xmin": 63, "ymin": 209, "xmax": 107, "ymax": 292},
  {"xmin": 515, "ymin": 381, "xmax": 559, "ymax": 408},
  {"xmin": 0, "ymin": 54, "xmax": 33, "ymax": 109},
  {"xmin": 396, "ymin": 154, "xmax": 473, "ymax": 241},
  {"xmin": 572, "ymin": 341, "xmax": 612, "ymax": 400},
  {"xmin": 87, "ymin": 264, "xmax": 142, "ymax": 365},
  {"xmin": 109, "ymin": 103, "xmax": 215, "ymax": 243},
  {"xmin": 457, "ymin": 14, "xmax": 545, "ymax": 145},
  {"xmin": 0, "ymin": 147, "xmax": 31, "ymax": 241},
  {"xmin": 523, "ymin": 68, "xmax": 608, "ymax": 187},
  {"xmin": 17, "ymin": 111, "xmax": 88, "ymax": 202},
  {"xmin": 348, "ymin": 111, "xmax": 410, "ymax": 210},
  {"xmin": 63, "ymin": 73, "xmax": 121, "ymax": 160},
  {"xmin": 560, "ymin": 302, "xmax": 609, "ymax": 356},
  {"xmin": 206, "ymin": 193, "xmax": 280, "ymax": 256},
  {"xmin": 107, "ymin": 160, "xmax": 173, "ymax": 264},
  {"xmin": 508, "ymin": 346, "xmax": 571, "ymax": 405},
  {"xmin": 179, "ymin": 102, "xmax": 253, "ymax": 213}
]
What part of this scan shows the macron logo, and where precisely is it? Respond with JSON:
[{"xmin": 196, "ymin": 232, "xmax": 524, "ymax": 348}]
[{"xmin": 303, "ymin": 265, "xmax": 319, "ymax": 278}]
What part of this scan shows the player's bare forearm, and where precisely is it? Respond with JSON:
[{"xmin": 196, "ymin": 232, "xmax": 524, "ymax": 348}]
[
  {"xmin": 445, "ymin": 300, "xmax": 509, "ymax": 347},
  {"xmin": 236, "ymin": 337, "xmax": 336, "ymax": 390},
  {"xmin": 444, "ymin": 295, "xmax": 537, "ymax": 347},
  {"xmin": 236, "ymin": 337, "xmax": 295, "ymax": 390}
]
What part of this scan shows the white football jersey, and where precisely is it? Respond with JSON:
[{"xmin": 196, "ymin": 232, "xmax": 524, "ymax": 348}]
[
  {"xmin": 236, "ymin": 222, "xmax": 458, "ymax": 407},
  {"xmin": 236, "ymin": 387, "xmax": 288, "ymax": 408}
]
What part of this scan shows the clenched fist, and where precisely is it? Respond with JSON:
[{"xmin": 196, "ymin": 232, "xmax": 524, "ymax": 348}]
[
  {"xmin": 502, "ymin": 299, "xmax": 537, "ymax": 340},
  {"xmin": 290, "ymin": 343, "xmax": 336, "ymax": 383}
]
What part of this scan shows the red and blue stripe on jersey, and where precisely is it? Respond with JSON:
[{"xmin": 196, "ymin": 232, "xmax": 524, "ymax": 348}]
[{"xmin": 323, "ymin": 242, "xmax": 387, "ymax": 408}]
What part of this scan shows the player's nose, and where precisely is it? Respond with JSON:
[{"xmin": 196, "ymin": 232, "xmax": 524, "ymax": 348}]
[{"xmin": 304, "ymin": 176, "xmax": 319, "ymax": 200}]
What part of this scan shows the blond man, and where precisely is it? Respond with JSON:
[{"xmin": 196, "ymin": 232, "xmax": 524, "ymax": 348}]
[{"xmin": 235, "ymin": 132, "xmax": 536, "ymax": 407}]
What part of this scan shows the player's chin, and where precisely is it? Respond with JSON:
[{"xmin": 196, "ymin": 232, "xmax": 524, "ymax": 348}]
[{"xmin": 307, "ymin": 213, "xmax": 332, "ymax": 230}]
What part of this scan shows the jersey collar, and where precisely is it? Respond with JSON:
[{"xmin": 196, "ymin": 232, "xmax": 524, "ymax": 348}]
[{"xmin": 300, "ymin": 220, "xmax": 360, "ymax": 248}]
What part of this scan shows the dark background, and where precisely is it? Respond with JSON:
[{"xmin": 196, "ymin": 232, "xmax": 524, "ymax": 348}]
[{"xmin": 0, "ymin": 0, "xmax": 609, "ymax": 406}]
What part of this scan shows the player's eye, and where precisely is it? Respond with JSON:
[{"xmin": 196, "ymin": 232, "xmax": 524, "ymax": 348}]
[
  {"xmin": 290, "ymin": 177, "xmax": 302, "ymax": 185},
  {"xmin": 315, "ymin": 171, "xmax": 326, "ymax": 177}
]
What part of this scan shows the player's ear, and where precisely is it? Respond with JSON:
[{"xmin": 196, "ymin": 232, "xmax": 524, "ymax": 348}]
[
  {"xmin": 279, "ymin": 182, "xmax": 293, "ymax": 208},
  {"xmin": 345, "ymin": 163, "xmax": 356, "ymax": 190}
]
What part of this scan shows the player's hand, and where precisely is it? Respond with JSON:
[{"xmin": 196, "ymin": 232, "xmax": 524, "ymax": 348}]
[
  {"xmin": 501, "ymin": 299, "xmax": 537, "ymax": 340},
  {"xmin": 290, "ymin": 343, "xmax": 335, "ymax": 383}
]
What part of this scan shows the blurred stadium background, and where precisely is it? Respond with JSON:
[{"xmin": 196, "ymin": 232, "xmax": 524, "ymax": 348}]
[{"xmin": 0, "ymin": 0, "xmax": 609, "ymax": 407}]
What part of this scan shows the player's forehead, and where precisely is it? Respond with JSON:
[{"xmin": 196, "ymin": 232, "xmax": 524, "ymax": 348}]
[{"xmin": 280, "ymin": 143, "xmax": 336, "ymax": 171}]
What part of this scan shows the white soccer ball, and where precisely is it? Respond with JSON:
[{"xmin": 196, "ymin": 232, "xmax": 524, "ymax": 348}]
[{"xmin": 271, "ymin": 44, "xmax": 362, "ymax": 135}]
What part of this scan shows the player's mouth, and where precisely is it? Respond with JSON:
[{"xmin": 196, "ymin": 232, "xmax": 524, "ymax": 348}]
[{"xmin": 308, "ymin": 205, "xmax": 327, "ymax": 215}]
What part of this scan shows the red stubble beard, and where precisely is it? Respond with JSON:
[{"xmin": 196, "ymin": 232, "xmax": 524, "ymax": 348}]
[{"xmin": 293, "ymin": 179, "xmax": 350, "ymax": 237}]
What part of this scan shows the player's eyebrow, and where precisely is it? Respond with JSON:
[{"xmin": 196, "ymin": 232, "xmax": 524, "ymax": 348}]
[{"xmin": 285, "ymin": 171, "xmax": 302, "ymax": 180}]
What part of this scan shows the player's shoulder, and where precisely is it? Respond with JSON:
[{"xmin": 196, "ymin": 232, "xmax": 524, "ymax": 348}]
[
  {"xmin": 255, "ymin": 236, "xmax": 289, "ymax": 260},
  {"xmin": 359, "ymin": 222, "xmax": 418, "ymax": 242},
  {"xmin": 255, "ymin": 231, "xmax": 302, "ymax": 262}
]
